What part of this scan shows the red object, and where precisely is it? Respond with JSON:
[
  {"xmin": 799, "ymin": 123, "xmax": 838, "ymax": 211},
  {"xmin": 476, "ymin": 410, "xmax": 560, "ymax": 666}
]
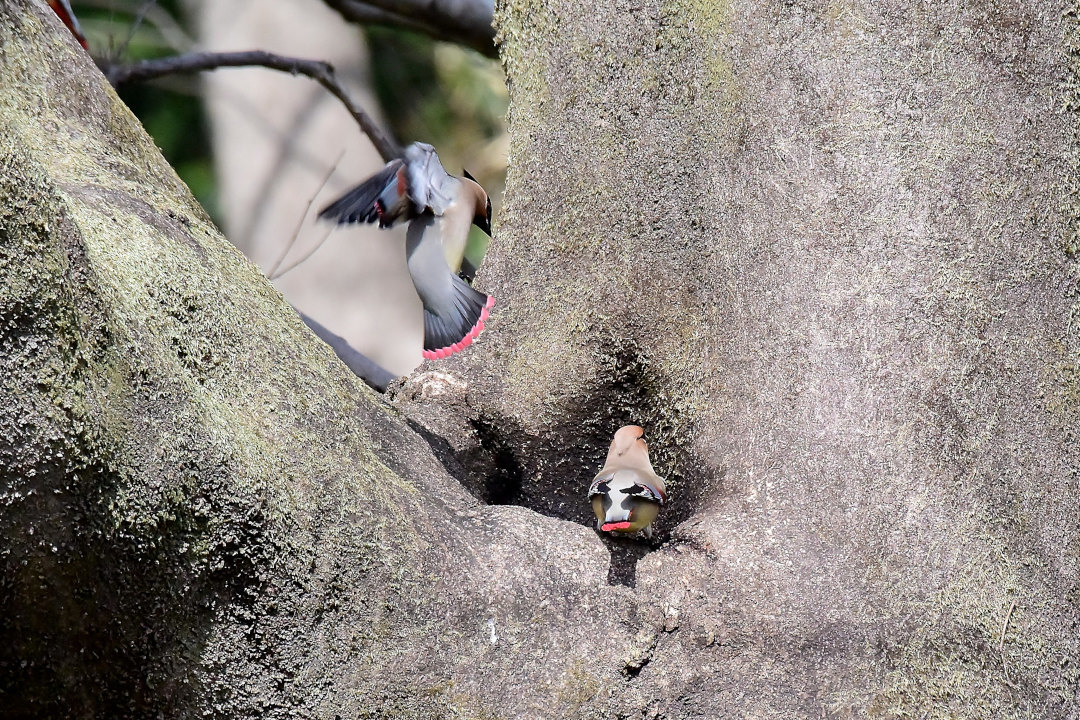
[
  {"xmin": 422, "ymin": 295, "xmax": 495, "ymax": 361},
  {"xmin": 48, "ymin": 0, "xmax": 89, "ymax": 49},
  {"xmin": 602, "ymin": 522, "xmax": 633, "ymax": 532}
]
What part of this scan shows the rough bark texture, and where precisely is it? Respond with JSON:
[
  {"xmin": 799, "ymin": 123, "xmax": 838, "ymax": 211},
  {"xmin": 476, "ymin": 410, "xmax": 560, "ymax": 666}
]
[
  {"xmin": 3, "ymin": 1, "xmax": 1080, "ymax": 719},
  {"xmin": 0, "ymin": 4, "xmax": 633, "ymax": 719},
  {"xmin": 432, "ymin": 0, "xmax": 1080, "ymax": 716}
]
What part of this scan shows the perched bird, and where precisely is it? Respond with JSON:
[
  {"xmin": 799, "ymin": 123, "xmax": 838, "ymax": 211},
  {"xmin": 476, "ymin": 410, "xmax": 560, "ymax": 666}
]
[
  {"xmin": 588, "ymin": 425, "xmax": 667, "ymax": 539},
  {"xmin": 318, "ymin": 142, "xmax": 494, "ymax": 360},
  {"xmin": 49, "ymin": 0, "xmax": 89, "ymax": 49}
]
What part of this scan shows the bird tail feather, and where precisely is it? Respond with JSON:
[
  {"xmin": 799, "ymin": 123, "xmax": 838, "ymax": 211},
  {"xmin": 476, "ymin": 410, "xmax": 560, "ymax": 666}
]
[{"xmin": 422, "ymin": 276, "xmax": 494, "ymax": 360}]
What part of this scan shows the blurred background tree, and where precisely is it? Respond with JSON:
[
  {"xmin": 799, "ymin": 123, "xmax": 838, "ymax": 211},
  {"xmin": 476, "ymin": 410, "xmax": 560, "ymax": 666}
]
[{"xmin": 66, "ymin": 0, "xmax": 507, "ymax": 374}]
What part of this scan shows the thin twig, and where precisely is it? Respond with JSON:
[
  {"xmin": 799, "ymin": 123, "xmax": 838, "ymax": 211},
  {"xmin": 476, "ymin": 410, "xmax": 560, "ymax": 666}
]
[
  {"xmin": 77, "ymin": 0, "xmax": 194, "ymax": 53},
  {"xmin": 117, "ymin": 0, "xmax": 159, "ymax": 58},
  {"xmin": 998, "ymin": 599, "xmax": 1016, "ymax": 652},
  {"xmin": 106, "ymin": 50, "xmax": 401, "ymax": 162},
  {"xmin": 270, "ymin": 226, "xmax": 336, "ymax": 281},
  {"xmin": 234, "ymin": 87, "xmax": 327, "ymax": 250},
  {"xmin": 266, "ymin": 149, "xmax": 345, "ymax": 279}
]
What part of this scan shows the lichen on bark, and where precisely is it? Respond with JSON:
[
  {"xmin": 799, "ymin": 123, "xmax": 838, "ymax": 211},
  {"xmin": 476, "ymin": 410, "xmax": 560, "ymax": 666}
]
[
  {"xmin": 5, "ymin": 0, "xmax": 1080, "ymax": 717},
  {"xmin": 447, "ymin": 0, "xmax": 1080, "ymax": 716}
]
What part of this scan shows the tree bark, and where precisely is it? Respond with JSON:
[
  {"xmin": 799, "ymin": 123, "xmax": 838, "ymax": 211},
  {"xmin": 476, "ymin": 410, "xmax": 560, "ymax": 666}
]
[
  {"xmin": 435, "ymin": 0, "xmax": 1080, "ymax": 715},
  {"xmin": 3, "ymin": 0, "xmax": 1080, "ymax": 719},
  {"xmin": 0, "ymin": 3, "xmax": 631, "ymax": 719}
]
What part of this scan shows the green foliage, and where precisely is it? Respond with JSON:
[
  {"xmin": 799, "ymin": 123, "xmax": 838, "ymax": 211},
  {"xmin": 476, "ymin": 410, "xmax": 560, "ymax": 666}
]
[
  {"xmin": 365, "ymin": 27, "xmax": 507, "ymax": 159},
  {"xmin": 67, "ymin": 1, "xmax": 508, "ymax": 265},
  {"xmin": 71, "ymin": 0, "xmax": 220, "ymax": 223},
  {"xmin": 366, "ymin": 26, "xmax": 509, "ymax": 265}
]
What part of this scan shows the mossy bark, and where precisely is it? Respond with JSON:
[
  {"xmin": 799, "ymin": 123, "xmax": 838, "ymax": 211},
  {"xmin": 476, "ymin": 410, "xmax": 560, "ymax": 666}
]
[
  {"xmin": 0, "ymin": 3, "xmax": 636, "ymax": 719},
  {"xmin": 437, "ymin": 0, "xmax": 1080, "ymax": 716},
  {"xmin": 4, "ymin": 0, "xmax": 1080, "ymax": 718}
]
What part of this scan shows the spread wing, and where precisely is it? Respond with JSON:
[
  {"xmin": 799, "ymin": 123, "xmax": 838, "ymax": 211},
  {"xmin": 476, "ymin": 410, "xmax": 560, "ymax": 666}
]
[
  {"xmin": 404, "ymin": 142, "xmax": 457, "ymax": 215},
  {"xmin": 320, "ymin": 143, "xmax": 461, "ymax": 227}
]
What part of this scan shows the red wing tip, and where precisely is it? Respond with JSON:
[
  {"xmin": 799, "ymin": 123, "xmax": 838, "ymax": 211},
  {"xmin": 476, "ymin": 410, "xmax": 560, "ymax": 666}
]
[
  {"xmin": 601, "ymin": 522, "xmax": 633, "ymax": 531},
  {"xmin": 422, "ymin": 295, "xmax": 494, "ymax": 361}
]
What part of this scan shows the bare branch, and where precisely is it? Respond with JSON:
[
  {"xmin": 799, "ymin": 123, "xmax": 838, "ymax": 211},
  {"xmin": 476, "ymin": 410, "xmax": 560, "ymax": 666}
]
[
  {"xmin": 266, "ymin": 149, "xmax": 344, "ymax": 280},
  {"xmin": 269, "ymin": 225, "xmax": 335, "ymax": 281},
  {"xmin": 998, "ymin": 600, "xmax": 1017, "ymax": 652},
  {"xmin": 298, "ymin": 311, "xmax": 397, "ymax": 392},
  {"xmin": 323, "ymin": 0, "xmax": 496, "ymax": 58},
  {"xmin": 105, "ymin": 50, "xmax": 402, "ymax": 162},
  {"xmin": 116, "ymin": 0, "xmax": 160, "ymax": 59}
]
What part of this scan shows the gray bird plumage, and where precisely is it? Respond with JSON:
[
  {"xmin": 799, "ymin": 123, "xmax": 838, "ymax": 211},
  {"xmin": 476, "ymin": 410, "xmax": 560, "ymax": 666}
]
[{"xmin": 318, "ymin": 142, "xmax": 494, "ymax": 359}]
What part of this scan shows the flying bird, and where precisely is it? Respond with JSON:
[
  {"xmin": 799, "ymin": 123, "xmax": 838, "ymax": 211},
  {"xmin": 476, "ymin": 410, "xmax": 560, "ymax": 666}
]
[
  {"xmin": 318, "ymin": 142, "xmax": 494, "ymax": 360},
  {"xmin": 588, "ymin": 425, "xmax": 667, "ymax": 539}
]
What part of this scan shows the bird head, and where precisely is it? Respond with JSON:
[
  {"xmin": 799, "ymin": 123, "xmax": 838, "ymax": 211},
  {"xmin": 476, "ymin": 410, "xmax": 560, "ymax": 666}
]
[
  {"xmin": 462, "ymin": 168, "xmax": 492, "ymax": 237},
  {"xmin": 609, "ymin": 425, "xmax": 651, "ymax": 465}
]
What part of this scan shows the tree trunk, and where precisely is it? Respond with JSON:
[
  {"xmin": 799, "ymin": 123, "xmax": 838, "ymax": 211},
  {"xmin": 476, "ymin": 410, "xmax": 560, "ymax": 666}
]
[
  {"xmin": 2, "ymin": 1, "xmax": 1079, "ymax": 719},
  {"xmin": 432, "ymin": 0, "xmax": 1080, "ymax": 715}
]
